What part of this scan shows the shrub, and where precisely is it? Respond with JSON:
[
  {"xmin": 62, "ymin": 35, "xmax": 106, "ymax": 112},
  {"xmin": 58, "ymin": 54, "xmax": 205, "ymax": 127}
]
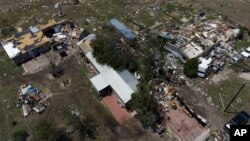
[
  {"xmin": 12, "ymin": 130, "xmax": 28, "ymax": 141},
  {"xmin": 35, "ymin": 119, "xmax": 59, "ymax": 141},
  {"xmin": 184, "ymin": 58, "xmax": 198, "ymax": 78}
]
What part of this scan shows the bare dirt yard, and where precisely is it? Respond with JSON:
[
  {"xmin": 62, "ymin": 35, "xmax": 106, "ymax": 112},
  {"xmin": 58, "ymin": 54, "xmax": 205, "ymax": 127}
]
[
  {"xmin": 178, "ymin": 81, "xmax": 225, "ymax": 130},
  {"xmin": 201, "ymin": 65, "xmax": 250, "ymax": 122},
  {"xmin": 210, "ymin": 67, "xmax": 233, "ymax": 84},
  {"xmin": 0, "ymin": 47, "xmax": 165, "ymax": 140},
  {"xmin": 238, "ymin": 73, "xmax": 250, "ymax": 81}
]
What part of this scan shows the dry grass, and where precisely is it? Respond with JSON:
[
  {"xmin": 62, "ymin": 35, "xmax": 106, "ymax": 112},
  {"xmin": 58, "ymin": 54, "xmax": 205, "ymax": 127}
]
[{"xmin": 197, "ymin": 0, "xmax": 250, "ymax": 29}]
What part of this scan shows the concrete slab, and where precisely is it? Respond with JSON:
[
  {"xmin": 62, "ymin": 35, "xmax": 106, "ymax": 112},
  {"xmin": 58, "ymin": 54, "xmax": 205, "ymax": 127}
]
[
  {"xmin": 102, "ymin": 94, "xmax": 133, "ymax": 125},
  {"xmin": 166, "ymin": 99, "xmax": 208, "ymax": 141}
]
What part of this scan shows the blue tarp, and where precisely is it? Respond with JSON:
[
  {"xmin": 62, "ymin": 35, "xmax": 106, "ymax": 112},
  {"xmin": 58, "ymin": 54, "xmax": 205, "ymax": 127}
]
[
  {"xmin": 27, "ymin": 85, "xmax": 38, "ymax": 94},
  {"xmin": 110, "ymin": 19, "xmax": 136, "ymax": 40},
  {"xmin": 21, "ymin": 85, "xmax": 39, "ymax": 95},
  {"xmin": 29, "ymin": 26, "xmax": 39, "ymax": 33}
]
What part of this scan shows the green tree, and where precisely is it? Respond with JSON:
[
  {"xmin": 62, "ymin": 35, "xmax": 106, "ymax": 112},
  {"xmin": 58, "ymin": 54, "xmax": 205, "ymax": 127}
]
[
  {"xmin": 0, "ymin": 19, "xmax": 9, "ymax": 27},
  {"xmin": 0, "ymin": 19, "xmax": 16, "ymax": 37},
  {"xmin": 61, "ymin": 108, "xmax": 80, "ymax": 125},
  {"xmin": 137, "ymin": 111, "xmax": 155, "ymax": 128},
  {"xmin": 140, "ymin": 55, "xmax": 154, "ymax": 82},
  {"xmin": 184, "ymin": 57, "xmax": 198, "ymax": 78},
  {"xmin": 12, "ymin": 130, "xmax": 29, "ymax": 141},
  {"xmin": 78, "ymin": 115, "xmax": 98, "ymax": 139},
  {"xmin": 127, "ymin": 83, "xmax": 158, "ymax": 127},
  {"xmin": 237, "ymin": 26, "xmax": 246, "ymax": 40},
  {"xmin": 61, "ymin": 109, "xmax": 98, "ymax": 140},
  {"xmin": 92, "ymin": 33, "xmax": 138, "ymax": 72}
]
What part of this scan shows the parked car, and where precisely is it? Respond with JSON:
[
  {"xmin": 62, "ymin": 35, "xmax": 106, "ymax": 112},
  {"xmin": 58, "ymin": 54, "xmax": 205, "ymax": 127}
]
[
  {"xmin": 223, "ymin": 111, "xmax": 250, "ymax": 133},
  {"xmin": 229, "ymin": 56, "xmax": 240, "ymax": 64}
]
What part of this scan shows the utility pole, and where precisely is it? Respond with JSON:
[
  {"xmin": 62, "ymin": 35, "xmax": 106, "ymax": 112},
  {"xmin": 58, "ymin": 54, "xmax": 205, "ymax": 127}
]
[{"xmin": 223, "ymin": 82, "xmax": 246, "ymax": 113}]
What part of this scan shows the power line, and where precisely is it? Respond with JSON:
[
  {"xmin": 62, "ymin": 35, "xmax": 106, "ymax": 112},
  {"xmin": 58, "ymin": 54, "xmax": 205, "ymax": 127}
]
[{"xmin": 223, "ymin": 82, "xmax": 246, "ymax": 113}]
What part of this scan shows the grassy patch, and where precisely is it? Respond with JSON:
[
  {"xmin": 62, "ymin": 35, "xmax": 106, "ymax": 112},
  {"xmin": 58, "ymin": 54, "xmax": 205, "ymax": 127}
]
[
  {"xmin": 207, "ymin": 76, "xmax": 250, "ymax": 120},
  {"xmin": 79, "ymin": 64, "xmax": 102, "ymax": 100},
  {"xmin": 229, "ymin": 60, "xmax": 250, "ymax": 72},
  {"xmin": 0, "ymin": 49, "xmax": 25, "ymax": 141},
  {"xmin": 234, "ymin": 38, "xmax": 250, "ymax": 51}
]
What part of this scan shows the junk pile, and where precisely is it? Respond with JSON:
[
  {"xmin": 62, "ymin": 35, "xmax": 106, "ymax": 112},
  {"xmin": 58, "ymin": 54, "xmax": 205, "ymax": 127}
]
[
  {"xmin": 154, "ymin": 81, "xmax": 177, "ymax": 112},
  {"xmin": 163, "ymin": 19, "xmax": 244, "ymax": 78},
  {"xmin": 16, "ymin": 83, "xmax": 49, "ymax": 117}
]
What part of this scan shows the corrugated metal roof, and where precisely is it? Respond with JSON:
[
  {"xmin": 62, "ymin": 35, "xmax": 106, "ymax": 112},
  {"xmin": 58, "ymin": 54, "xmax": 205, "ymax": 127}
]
[
  {"xmin": 86, "ymin": 52, "xmax": 138, "ymax": 104},
  {"xmin": 3, "ymin": 42, "xmax": 21, "ymax": 58},
  {"xmin": 110, "ymin": 19, "xmax": 136, "ymax": 40},
  {"xmin": 90, "ymin": 74, "xmax": 109, "ymax": 91},
  {"xmin": 165, "ymin": 43, "xmax": 187, "ymax": 63}
]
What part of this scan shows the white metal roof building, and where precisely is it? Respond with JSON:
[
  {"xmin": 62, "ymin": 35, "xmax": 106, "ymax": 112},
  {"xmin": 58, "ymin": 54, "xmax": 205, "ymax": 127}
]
[
  {"xmin": 90, "ymin": 75, "xmax": 109, "ymax": 91},
  {"xmin": 86, "ymin": 52, "xmax": 139, "ymax": 104},
  {"xmin": 2, "ymin": 42, "xmax": 21, "ymax": 59}
]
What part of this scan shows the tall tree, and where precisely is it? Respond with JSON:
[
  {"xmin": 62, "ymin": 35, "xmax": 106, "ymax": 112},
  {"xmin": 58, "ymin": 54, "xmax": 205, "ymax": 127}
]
[
  {"xmin": 184, "ymin": 57, "xmax": 198, "ymax": 78},
  {"xmin": 92, "ymin": 33, "xmax": 138, "ymax": 72},
  {"xmin": 127, "ymin": 83, "xmax": 158, "ymax": 127}
]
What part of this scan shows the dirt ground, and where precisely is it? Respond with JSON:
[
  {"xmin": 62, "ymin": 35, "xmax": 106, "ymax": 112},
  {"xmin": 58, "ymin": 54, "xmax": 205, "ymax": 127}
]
[
  {"xmin": 179, "ymin": 64, "xmax": 250, "ymax": 134},
  {"xmin": 2, "ymin": 0, "xmax": 249, "ymax": 140},
  {"xmin": 238, "ymin": 73, "xmax": 250, "ymax": 81},
  {"xmin": 196, "ymin": 0, "xmax": 250, "ymax": 29},
  {"xmin": 210, "ymin": 67, "xmax": 233, "ymax": 84},
  {"xmin": 165, "ymin": 99, "xmax": 209, "ymax": 141},
  {"xmin": 33, "ymin": 55, "xmax": 167, "ymax": 141},
  {"xmin": 22, "ymin": 54, "xmax": 51, "ymax": 74},
  {"xmin": 22, "ymin": 46, "xmax": 79, "ymax": 74},
  {"xmin": 0, "ymin": 48, "xmax": 166, "ymax": 140},
  {"xmin": 178, "ymin": 81, "xmax": 225, "ymax": 130}
]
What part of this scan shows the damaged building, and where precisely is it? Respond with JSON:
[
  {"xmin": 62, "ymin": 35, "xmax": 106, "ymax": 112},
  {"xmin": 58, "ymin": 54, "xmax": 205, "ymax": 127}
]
[
  {"xmin": 1, "ymin": 20, "xmax": 75, "ymax": 65},
  {"xmin": 163, "ymin": 19, "xmax": 241, "ymax": 78}
]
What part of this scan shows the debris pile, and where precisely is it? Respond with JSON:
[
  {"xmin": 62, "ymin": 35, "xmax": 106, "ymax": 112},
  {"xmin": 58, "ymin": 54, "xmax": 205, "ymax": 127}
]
[
  {"xmin": 69, "ymin": 104, "xmax": 80, "ymax": 117},
  {"xmin": 16, "ymin": 83, "xmax": 49, "ymax": 117},
  {"xmin": 154, "ymin": 81, "xmax": 177, "ymax": 113},
  {"xmin": 163, "ymin": 19, "xmax": 247, "ymax": 78}
]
